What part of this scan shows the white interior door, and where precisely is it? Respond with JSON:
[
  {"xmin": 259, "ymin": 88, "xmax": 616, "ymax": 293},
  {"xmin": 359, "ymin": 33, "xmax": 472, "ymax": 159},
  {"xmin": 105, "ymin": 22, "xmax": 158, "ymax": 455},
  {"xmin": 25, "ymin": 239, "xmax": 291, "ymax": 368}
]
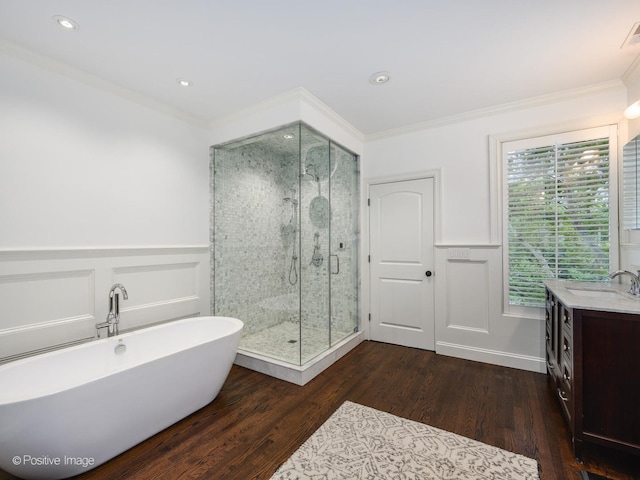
[{"xmin": 369, "ymin": 178, "xmax": 435, "ymax": 350}]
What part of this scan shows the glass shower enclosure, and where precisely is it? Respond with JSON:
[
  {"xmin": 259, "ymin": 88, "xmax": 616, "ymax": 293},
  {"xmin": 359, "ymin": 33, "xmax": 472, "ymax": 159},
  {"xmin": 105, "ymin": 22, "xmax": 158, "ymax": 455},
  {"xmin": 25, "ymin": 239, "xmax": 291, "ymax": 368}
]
[{"xmin": 211, "ymin": 123, "xmax": 359, "ymax": 366}]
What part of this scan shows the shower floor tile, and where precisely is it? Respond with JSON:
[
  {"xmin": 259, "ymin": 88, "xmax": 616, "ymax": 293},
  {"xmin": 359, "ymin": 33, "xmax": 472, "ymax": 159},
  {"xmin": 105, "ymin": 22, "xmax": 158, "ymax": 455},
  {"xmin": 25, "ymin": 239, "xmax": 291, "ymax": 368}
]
[{"xmin": 240, "ymin": 322, "xmax": 350, "ymax": 365}]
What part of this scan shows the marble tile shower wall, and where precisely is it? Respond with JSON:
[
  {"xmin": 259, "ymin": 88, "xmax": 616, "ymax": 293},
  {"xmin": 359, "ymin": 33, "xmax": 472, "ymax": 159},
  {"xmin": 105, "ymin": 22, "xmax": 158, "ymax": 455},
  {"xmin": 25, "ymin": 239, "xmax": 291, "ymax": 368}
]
[{"xmin": 213, "ymin": 143, "xmax": 299, "ymax": 338}]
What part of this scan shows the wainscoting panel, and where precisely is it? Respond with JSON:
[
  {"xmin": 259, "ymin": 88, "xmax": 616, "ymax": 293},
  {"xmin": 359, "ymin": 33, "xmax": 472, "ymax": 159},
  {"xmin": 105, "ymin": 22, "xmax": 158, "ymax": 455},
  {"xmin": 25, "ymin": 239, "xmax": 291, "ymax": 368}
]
[
  {"xmin": 445, "ymin": 260, "xmax": 489, "ymax": 332},
  {"xmin": 0, "ymin": 247, "xmax": 210, "ymax": 362},
  {"xmin": 113, "ymin": 263, "xmax": 199, "ymax": 305},
  {"xmin": 435, "ymin": 245, "xmax": 545, "ymax": 373},
  {"xmin": 0, "ymin": 269, "xmax": 95, "ymax": 330},
  {"xmin": 112, "ymin": 262, "xmax": 202, "ymax": 331}
]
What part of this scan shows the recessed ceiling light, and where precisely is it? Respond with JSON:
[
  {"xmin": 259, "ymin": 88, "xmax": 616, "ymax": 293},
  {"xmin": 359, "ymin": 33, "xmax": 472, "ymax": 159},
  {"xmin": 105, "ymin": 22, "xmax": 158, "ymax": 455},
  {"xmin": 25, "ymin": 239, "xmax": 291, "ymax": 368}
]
[
  {"xmin": 177, "ymin": 79, "xmax": 192, "ymax": 87},
  {"xmin": 53, "ymin": 15, "xmax": 79, "ymax": 30},
  {"xmin": 283, "ymin": 134, "xmax": 295, "ymax": 139},
  {"xmin": 624, "ymin": 100, "xmax": 640, "ymax": 119},
  {"xmin": 369, "ymin": 71, "xmax": 391, "ymax": 85}
]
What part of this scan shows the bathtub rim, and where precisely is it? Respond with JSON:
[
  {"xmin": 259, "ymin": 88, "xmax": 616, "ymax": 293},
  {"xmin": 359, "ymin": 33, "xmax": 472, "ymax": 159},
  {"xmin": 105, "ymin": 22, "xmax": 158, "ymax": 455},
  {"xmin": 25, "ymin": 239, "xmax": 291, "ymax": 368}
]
[{"xmin": 0, "ymin": 315, "xmax": 243, "ymax": 405}]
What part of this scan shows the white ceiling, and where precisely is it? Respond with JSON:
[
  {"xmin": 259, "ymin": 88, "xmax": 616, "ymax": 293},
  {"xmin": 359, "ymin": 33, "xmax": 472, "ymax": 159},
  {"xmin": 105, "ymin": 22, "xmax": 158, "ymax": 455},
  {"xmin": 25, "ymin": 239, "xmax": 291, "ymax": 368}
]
[{"xmin": 2, "ymin": 1, "xmax": 640, "ymax": 135}]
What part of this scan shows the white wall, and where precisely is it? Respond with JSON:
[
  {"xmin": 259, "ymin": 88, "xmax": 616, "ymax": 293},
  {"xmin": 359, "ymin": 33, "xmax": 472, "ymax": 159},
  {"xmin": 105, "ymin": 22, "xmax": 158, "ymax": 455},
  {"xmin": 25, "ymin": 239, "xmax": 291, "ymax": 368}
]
[
  {"xmin": 0, "ymin": 49, "xmax": 210, "ymax": 249},
  {"xmin": 0, "ymin": 47, "xmax": 211, "ymax": 359},
  {"xmin": 361, "ymin": 83, "xmax": 628, "ymax": 372}
]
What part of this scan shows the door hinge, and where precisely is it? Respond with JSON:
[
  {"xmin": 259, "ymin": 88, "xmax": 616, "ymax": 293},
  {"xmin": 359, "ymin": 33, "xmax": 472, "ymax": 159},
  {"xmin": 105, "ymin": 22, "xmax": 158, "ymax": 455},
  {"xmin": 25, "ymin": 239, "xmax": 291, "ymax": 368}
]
[
  {"xmin": 368, "ymin": 255, "xmax": 371, "ymax": 263},
  {"xmin": 367, "ymin": 198, "xmax": 370, "ymax": 206},
  {"xmin": 368, "ymin": 313, "xmax": 371, "ymax": 322}
]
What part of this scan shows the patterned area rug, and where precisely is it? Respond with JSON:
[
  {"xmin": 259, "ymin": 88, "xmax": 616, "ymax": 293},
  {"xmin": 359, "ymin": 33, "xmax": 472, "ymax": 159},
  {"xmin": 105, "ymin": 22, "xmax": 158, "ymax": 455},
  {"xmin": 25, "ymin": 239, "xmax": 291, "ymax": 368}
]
[{"xmin": 270, "ymin": 401, "xmax": 540, "ymax": 480}]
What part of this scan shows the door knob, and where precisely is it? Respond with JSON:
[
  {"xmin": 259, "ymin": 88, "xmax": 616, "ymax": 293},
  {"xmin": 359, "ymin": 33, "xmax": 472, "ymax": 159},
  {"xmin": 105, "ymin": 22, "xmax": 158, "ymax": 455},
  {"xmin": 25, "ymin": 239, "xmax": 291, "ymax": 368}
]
[{"xmin": 425, "ymin": 271, "xmax": 433, "ymax": 277}]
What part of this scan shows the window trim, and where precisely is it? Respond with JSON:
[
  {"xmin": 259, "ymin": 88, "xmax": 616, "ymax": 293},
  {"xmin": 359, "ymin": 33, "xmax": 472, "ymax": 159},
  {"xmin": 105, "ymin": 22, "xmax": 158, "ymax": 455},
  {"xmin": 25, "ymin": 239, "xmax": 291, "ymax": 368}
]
[{"xmin": 489, "ymin": 123, "xmax": 619, "ymax": 317}]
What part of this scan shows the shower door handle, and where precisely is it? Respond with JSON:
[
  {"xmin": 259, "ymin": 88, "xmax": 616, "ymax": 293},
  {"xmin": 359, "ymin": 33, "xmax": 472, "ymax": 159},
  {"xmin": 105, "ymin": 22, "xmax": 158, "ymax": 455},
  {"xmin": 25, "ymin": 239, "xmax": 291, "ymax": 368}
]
[{"xmin": 331, "ymin": 254, "xmax": 340, "ymax": 274}]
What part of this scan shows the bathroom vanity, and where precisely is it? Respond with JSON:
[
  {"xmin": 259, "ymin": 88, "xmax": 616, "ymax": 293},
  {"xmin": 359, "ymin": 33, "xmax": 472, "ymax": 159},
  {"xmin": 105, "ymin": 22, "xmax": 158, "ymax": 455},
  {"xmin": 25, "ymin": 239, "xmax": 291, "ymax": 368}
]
[{"xmin": 543, "ymin": 279, "xmax": 640, "ymax": 460}]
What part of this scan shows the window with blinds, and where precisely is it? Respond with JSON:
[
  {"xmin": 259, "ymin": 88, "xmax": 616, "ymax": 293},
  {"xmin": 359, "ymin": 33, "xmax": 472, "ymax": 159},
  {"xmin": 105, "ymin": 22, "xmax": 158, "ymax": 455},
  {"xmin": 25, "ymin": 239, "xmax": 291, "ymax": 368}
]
[{"xmin": 505, "ymin": 129, "xmax": 612, "ymax": 309}]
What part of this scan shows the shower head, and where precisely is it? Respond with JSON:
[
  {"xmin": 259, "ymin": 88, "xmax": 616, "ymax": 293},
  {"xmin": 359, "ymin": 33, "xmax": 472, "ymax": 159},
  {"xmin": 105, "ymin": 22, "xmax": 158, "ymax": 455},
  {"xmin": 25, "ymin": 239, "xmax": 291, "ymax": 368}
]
[{"xmin": 284, "ymin": 197, "xmax": 298, "ymax": 206}]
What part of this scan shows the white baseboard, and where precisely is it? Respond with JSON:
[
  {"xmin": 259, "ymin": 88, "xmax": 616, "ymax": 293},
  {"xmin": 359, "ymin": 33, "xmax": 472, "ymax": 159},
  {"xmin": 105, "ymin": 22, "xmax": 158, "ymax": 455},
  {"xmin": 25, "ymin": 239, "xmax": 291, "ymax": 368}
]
[{"xmin": 436, "ymin": 341, "xmax": 546, "ymax": 374}]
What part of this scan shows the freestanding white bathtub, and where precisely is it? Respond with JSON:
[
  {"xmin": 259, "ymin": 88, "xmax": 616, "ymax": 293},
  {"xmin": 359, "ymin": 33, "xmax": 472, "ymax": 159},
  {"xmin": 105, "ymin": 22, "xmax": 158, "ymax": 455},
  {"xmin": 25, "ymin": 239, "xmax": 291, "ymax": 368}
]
[{"xmin": 0, "ymin": 316, "xmax": 243, "ymax": 480}]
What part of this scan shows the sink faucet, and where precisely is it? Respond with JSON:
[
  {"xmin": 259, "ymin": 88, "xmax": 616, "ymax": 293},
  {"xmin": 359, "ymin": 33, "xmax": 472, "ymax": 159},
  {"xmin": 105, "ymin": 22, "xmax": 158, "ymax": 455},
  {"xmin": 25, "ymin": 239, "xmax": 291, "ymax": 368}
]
[
  {"xmin": 96, "ymin": 284, "xmax": 128, "ymax": 338},
  {"xmin": 609, "ymin": 270, "xmax": 639, "ymax": 296}
]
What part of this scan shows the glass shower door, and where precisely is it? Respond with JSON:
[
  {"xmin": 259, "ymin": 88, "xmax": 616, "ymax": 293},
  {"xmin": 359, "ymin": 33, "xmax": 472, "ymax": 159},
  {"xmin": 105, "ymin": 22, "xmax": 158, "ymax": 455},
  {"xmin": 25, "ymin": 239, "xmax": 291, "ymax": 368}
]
[
  {"xmin": 212, "ymin": 126, "xmax": 302, "ymax": 365},
  {"xmin": 329, "ymin": 142, "xmax": 359, "ymax": 346},
  {"xmin": 299, "ymin": 126, "xmax": 330, "ymax": 364}
]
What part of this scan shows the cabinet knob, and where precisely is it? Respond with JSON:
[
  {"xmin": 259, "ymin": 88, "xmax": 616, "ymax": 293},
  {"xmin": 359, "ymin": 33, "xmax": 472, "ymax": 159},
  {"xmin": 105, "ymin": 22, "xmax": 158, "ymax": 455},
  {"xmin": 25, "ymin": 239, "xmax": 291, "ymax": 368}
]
[{"xmin": 558, "ymin": 389, "xmax": 569, "ymax": 402}]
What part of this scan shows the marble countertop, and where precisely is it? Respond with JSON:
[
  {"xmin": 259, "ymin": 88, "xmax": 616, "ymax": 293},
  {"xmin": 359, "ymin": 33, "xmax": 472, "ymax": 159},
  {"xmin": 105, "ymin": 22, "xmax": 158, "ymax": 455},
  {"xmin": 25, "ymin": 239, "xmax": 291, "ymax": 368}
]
[{"xmin": 543, "ymin": 279, "xmax": 640, "ymax": 314}]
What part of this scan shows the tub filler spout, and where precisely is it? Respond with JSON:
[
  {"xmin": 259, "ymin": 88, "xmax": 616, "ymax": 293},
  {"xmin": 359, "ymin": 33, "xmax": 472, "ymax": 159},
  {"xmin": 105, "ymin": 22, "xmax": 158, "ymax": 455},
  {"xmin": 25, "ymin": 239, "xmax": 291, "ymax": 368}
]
[{"xmin": 96, "ymin": 284, "xmax": 128, "ymax": 338}]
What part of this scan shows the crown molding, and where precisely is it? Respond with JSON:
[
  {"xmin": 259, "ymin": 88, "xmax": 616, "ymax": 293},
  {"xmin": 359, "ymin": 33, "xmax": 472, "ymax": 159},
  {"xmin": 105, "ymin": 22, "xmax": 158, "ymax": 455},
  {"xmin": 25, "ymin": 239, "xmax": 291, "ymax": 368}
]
[
  {"xmin": 208, "ymin": 86, "xmax": 365, "ymax": 143},
  {"xmin": 297, "ymin": 87, "xmax": 365, "ymax": 143},
  {"xmin": 366, "ymin": 80, "xmax": 625, "ymax": 141},
  {"xmin": 207, "ymin": 87, "xmax": 305, "ymax": 130},
  {"xmin": 0, "ymin": 38, "xmax": 208, "ymax": 129},
  {"xmin": 622, "ymin": 52, "xmax": 640, "ymax": 86}
]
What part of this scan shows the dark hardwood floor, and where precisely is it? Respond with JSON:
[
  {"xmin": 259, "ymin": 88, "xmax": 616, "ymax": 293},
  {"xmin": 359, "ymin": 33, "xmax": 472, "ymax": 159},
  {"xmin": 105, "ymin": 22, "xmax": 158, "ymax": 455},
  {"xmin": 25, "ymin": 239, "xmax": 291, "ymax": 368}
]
[{"xmin": 2, "ymin": 341, "xmax": 638, "ymax": 479}]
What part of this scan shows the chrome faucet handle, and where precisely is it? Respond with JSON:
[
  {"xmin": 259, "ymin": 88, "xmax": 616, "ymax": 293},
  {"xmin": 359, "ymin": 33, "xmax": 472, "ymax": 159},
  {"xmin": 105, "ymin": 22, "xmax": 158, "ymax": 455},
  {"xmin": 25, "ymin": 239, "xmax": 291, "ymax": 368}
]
[{"xmin": 95, "ymin": 317, "xmax": 113, "ymax": 338}]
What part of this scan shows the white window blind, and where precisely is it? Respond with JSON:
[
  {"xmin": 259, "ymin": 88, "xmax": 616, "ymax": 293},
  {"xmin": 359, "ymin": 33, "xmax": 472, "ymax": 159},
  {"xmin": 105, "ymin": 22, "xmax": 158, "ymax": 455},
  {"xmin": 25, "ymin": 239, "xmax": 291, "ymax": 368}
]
[{"xmin": 505, "ymin": 130, "xmax": 611, "ymax": 308}]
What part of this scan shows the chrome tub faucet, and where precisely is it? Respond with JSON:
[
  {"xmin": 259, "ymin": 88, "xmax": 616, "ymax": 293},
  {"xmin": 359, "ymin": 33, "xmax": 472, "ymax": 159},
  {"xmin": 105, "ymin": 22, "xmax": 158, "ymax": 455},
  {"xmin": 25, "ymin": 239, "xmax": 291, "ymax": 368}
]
[{"xmin": 96, "ymin": 284, "xmax": 128, "ymax": 338}]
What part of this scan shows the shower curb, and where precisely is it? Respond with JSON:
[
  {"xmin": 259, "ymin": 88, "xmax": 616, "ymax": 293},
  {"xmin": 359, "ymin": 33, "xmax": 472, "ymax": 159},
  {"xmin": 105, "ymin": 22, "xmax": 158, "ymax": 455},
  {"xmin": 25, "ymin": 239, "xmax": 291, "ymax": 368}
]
[{"xmin": 234, "ymin": 331, "xmax": 364, "ymax": 385}]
